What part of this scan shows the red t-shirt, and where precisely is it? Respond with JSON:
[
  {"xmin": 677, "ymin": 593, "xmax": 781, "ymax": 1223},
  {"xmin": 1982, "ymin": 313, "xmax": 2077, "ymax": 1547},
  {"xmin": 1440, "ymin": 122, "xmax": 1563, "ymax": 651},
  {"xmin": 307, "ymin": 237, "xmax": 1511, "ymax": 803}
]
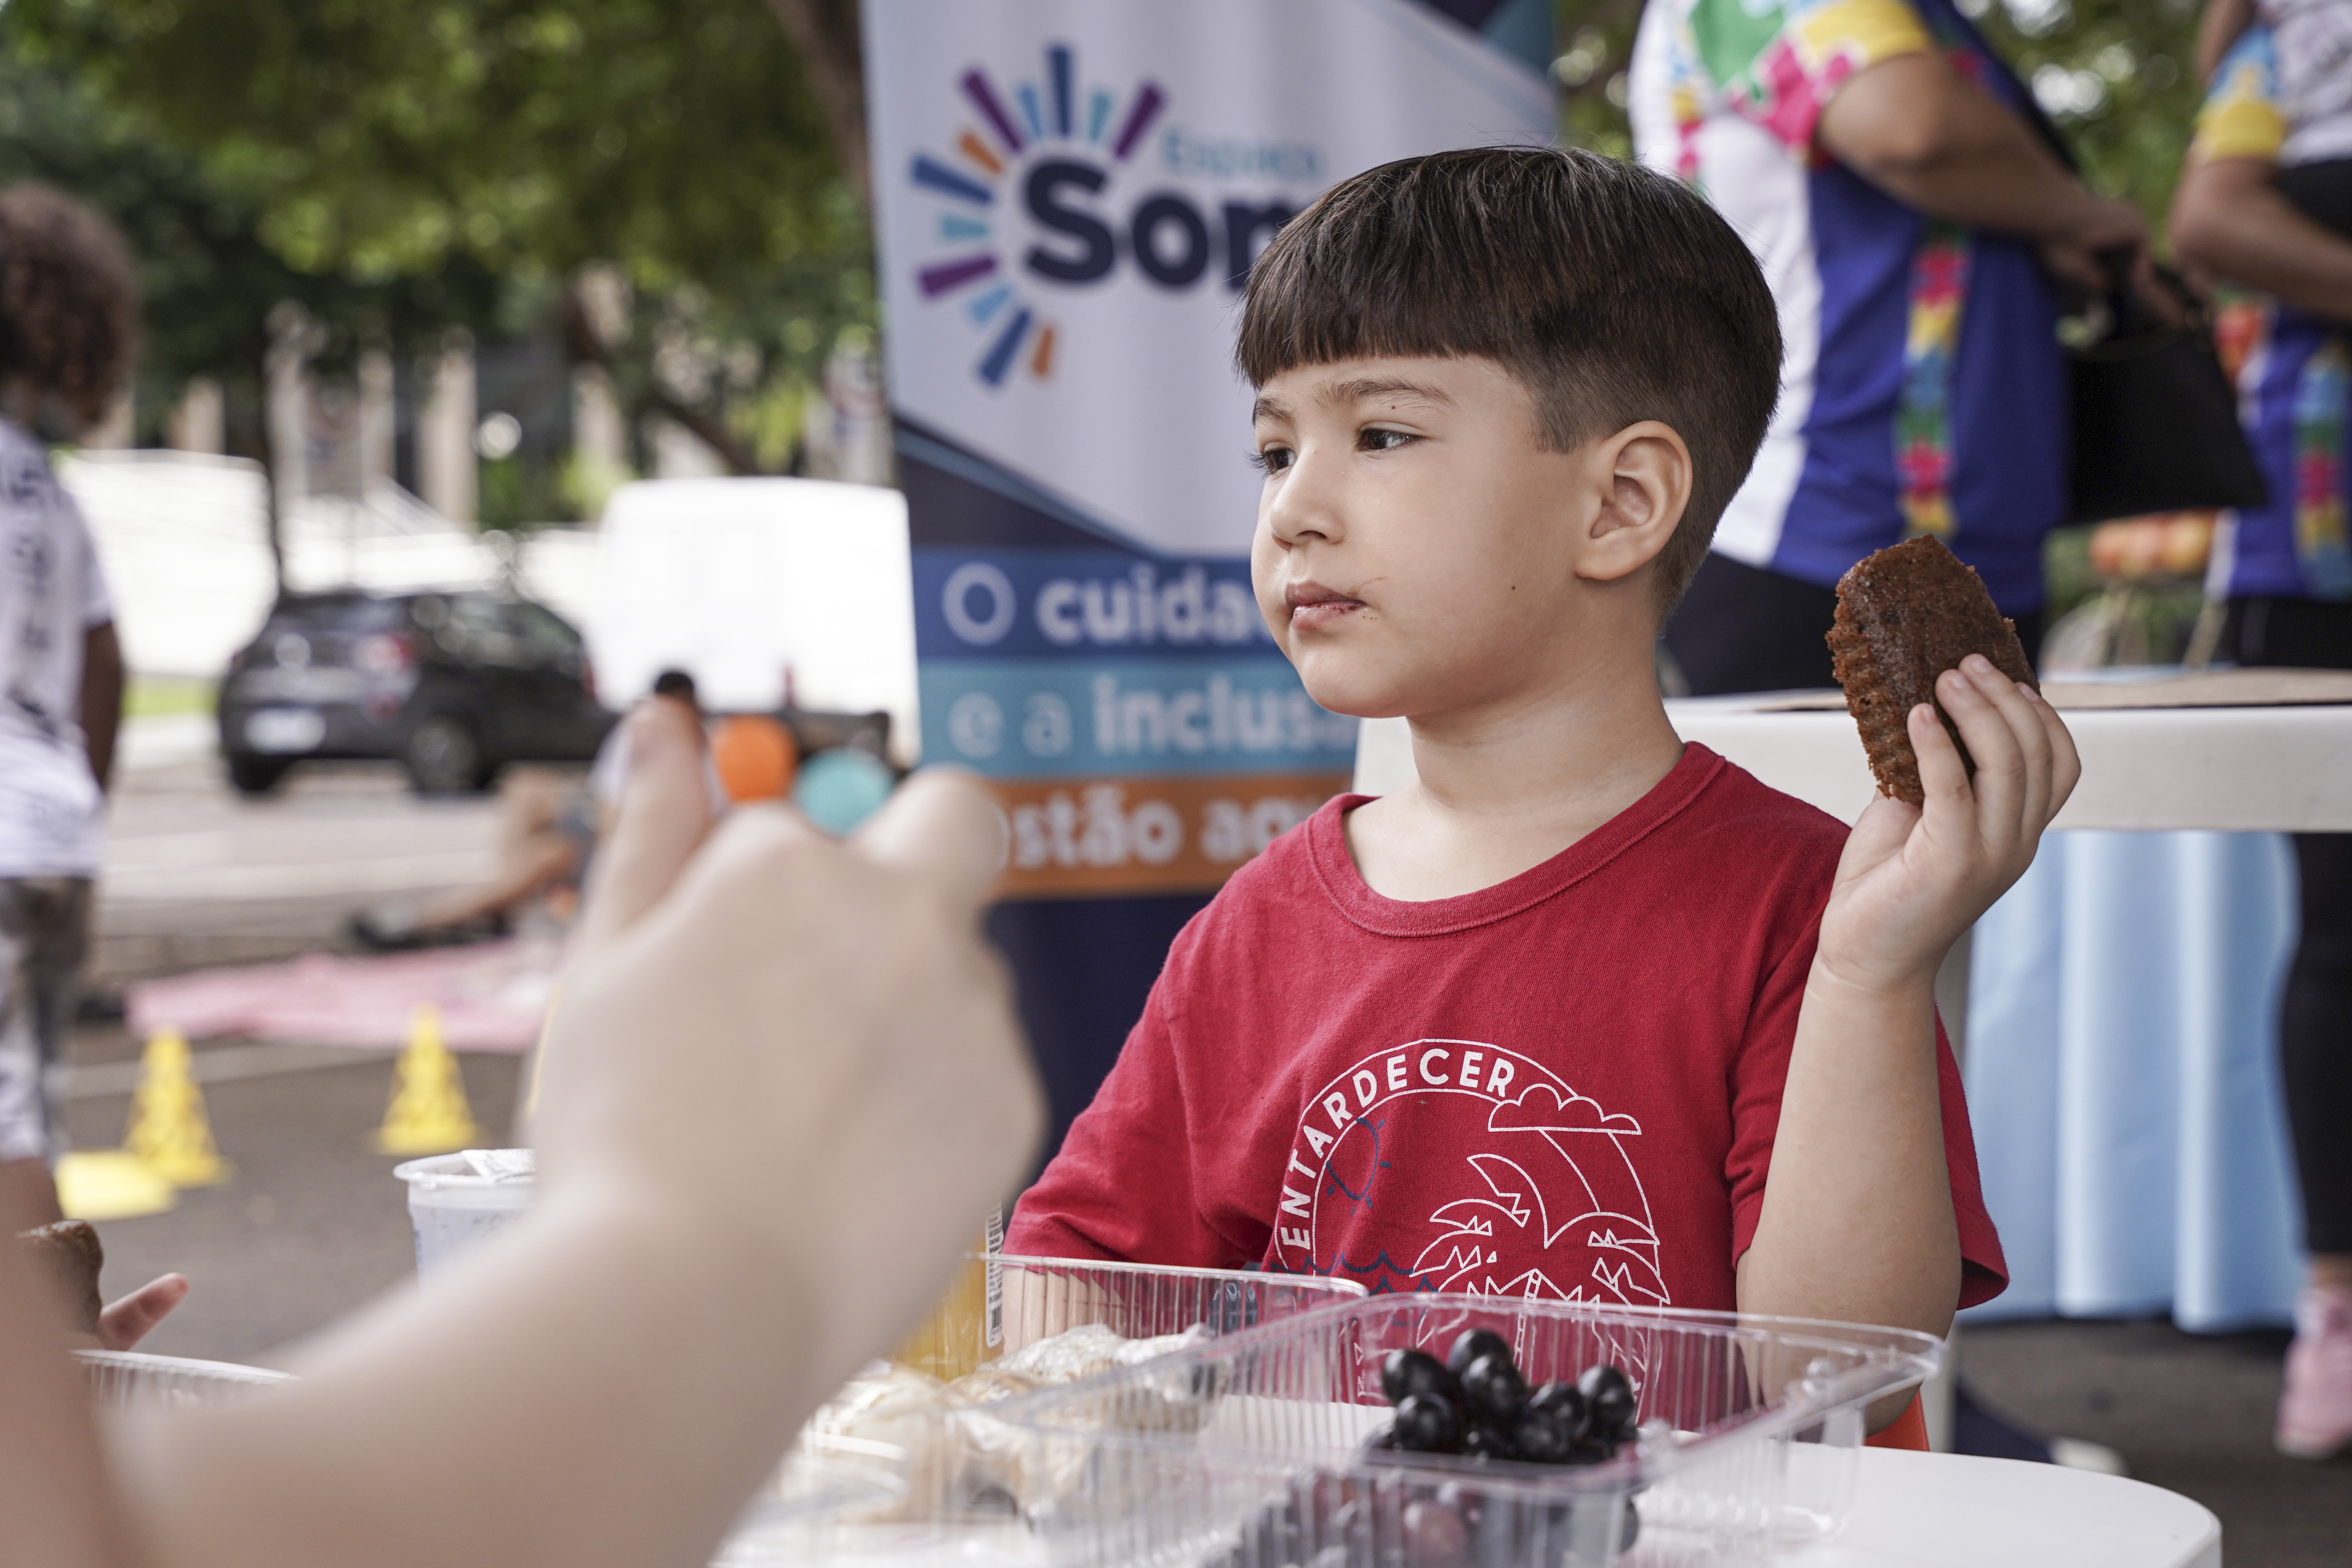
[{"xmin": 1009, "ymin": 744, "xmax": 2007, "ymax": 1312}]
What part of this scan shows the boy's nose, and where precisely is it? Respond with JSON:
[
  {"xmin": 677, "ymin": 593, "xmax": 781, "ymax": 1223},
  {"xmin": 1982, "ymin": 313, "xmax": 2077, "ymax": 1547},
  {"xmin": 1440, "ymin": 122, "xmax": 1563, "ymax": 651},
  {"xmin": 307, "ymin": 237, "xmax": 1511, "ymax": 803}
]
[{"xmin": 1264, "ymin": 453, "xmax": 1345, "ymax": 547}]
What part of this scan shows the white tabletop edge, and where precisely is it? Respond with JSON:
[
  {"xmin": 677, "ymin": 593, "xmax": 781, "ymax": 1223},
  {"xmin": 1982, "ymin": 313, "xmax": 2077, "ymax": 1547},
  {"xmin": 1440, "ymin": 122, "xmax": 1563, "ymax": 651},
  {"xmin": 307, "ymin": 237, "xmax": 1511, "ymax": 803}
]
[
  {"xmin": 1804, "ymin": 1448, "xmax": 2222, "ymax": 1568},
  {"xmin": 1355, "ymin": 710, "xmax": 2352, "ymax": 832}
]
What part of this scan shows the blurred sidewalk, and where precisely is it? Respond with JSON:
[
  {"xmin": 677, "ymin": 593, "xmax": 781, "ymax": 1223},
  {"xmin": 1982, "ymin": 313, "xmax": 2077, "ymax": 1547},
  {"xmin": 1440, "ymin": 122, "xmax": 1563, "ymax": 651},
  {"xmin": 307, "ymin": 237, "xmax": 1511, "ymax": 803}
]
[
  {"xmin": 93, "ymin": 714, "xmax": 503, "ymax": 988},
  {"xmin": 69, "ymin": 715, "xmax": 524, "ymax": 1363}
]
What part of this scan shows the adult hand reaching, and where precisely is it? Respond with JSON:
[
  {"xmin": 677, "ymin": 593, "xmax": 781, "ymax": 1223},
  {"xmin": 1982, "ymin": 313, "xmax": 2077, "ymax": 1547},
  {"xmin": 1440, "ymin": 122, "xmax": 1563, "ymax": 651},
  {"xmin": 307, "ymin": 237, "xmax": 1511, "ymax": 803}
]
[
  {"xmin": 530, "ymin": 698, "xmax": 1039, "ymax": 1401},
  {"xmin": 2036, "ymin": 196, "xmax": 2175, "ymax": 321},
  {"xmin": 8, "ymin": 699, "xmax": 1042, "ymax": 1568}
]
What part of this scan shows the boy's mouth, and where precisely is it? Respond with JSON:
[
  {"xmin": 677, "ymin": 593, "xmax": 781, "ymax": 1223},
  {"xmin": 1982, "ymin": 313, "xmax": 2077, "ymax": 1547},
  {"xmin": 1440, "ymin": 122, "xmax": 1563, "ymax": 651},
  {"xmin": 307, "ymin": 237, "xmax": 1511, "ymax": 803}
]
[{"xmin": 1284, "ymin": 581, "xmax": 1366, "ymax": 633}]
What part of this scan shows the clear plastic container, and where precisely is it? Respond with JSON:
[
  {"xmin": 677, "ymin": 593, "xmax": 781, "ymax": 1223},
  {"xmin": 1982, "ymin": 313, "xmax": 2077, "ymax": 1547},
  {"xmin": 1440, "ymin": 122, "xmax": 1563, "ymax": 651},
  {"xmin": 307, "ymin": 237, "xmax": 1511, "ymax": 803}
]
[
  {"xmin": 73, "ymin": 1350, "xmax": 906, "ymax": 1566},
  {"xmin": 78, "ymin": 1349, "xmax": 294, "ymax": 1409},
  {"xmin": 716, "ymin": 1436, "xmax": 919, "ymax": 1565},
  {"xmin": 394, "ymin": 1149, "xmax": 535, "ymax": 1277},
  {"xmin": 896, "ymin": 1253, "xmax": 1371, "ymax": 1384},
  {"xmin": 789, "ymin": 1256, "xmax": 1370, "ymax": 1553},
  {"xmin": 985, "ymin": 1294, "xmax": 1940, "ymax": 1568}
]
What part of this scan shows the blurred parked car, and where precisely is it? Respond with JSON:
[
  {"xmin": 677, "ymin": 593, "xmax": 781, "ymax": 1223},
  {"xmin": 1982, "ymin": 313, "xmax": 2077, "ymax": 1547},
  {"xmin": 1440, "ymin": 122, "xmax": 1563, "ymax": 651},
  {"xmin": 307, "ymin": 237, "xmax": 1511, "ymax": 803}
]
[{"xmin": 218, "ymin": 590, "xmax": 616, "ymax": 794}]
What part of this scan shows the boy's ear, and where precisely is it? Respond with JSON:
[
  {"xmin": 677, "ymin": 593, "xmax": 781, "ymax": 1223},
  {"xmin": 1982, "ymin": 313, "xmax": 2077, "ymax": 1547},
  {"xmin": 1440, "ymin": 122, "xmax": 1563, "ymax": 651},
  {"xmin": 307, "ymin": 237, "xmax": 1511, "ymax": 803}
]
[{"xmin": 1578, "ymin": 421, "xmax": 1693, "ymax": 584}]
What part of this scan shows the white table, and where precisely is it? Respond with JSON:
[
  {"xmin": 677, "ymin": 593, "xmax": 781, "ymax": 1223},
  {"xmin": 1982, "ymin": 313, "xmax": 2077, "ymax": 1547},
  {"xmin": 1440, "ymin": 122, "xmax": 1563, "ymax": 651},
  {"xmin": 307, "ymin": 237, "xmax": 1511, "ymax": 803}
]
[
  {"xmin": 1812, "ymin": 1448, "xmax": 2219, "ymax": 1567},
  {"xmin": 1353, "ymin": 671, "xmax": 2352, "ymax": 832},
  {"xmin": 766, "ymin": 1450, "xmax": 2219, "ymax": 1568}
]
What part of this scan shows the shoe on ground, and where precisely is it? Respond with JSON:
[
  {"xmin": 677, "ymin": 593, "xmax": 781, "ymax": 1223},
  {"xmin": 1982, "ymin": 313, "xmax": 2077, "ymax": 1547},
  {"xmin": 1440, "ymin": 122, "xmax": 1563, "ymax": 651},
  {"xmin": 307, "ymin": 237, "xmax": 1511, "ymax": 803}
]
[
  {"xmin": 349, "ymin": 903, "xmax": 426, "ymax": 952},
  {"xmin": 2277, "ymin": 1282, "xmax": 2352, "ymax": 1460},
  {"xmin": 419, "ymin": 911, "xmax": 508, "ymax": 949}
]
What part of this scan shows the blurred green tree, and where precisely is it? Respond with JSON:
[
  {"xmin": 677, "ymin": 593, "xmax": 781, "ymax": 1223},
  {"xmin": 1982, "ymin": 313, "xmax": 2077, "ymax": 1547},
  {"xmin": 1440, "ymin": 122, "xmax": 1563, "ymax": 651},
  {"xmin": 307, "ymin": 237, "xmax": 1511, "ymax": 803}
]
[
  {"xmin": 8, "ymin": 0, "xmax": 871, "ymax": 477},
  {"xmin": 0, "ymin": 51, "xmax": 503, "ymax": 573},
  {"xmin": 1552, "ymin": 0, "xmax": 2208, "ymax": 232},
  {"xmin": 1957, "ymin": 0, "xmax": 2206, "ymax": 231},
  {"xmin": 0, "ymin": 52, "xmax": 501, "ymax": 437}
]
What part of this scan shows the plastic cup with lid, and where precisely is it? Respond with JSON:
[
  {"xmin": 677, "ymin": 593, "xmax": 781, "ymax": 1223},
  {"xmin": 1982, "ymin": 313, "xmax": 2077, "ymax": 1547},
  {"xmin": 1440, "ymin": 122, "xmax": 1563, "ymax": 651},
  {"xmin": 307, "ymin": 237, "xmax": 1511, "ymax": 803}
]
[{"xmin": 394, "ymin": 1149, "xmax": 535, "ymax": 1278}]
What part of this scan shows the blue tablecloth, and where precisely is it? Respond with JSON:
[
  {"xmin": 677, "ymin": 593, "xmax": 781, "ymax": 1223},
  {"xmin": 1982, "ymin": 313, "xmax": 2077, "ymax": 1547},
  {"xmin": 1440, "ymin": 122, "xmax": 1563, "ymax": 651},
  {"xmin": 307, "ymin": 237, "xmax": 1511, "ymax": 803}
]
[{"xmin": 1961, "ymin": 832, "xmax": 2309, "ymax": 1331}]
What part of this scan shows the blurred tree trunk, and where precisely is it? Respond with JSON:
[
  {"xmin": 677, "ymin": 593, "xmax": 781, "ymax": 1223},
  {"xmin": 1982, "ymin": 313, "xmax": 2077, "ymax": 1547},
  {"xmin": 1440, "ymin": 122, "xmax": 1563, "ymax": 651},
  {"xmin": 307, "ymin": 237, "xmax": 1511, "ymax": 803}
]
[
  {"xmin": 558, "ymin": 280, "xmax": 768, "ymax": 477},
  {"xmin": 256, "ymin": 440, "xmax": 287, "ymax": 601},
  {"xmin": 764, "ymin": 0, "xmax": 869, "ymax": 217}
]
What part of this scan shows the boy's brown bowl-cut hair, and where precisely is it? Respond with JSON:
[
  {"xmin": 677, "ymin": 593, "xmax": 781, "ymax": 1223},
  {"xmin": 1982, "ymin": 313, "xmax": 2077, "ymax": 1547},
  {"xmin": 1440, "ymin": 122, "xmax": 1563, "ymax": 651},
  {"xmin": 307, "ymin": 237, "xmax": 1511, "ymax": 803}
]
[
  {"xmin": 0, "ymin": 184, "xmax": 139, "ymax": 432},
  {"xmin": 1237, "ymin": 146, "xmax": 1781, "ymax": 612}
]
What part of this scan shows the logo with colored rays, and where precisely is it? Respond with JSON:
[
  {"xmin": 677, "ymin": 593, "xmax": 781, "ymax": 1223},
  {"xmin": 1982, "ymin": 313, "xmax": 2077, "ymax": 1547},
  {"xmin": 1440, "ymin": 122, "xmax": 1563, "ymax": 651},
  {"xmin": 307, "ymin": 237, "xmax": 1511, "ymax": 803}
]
[{"xmin": 908, "ymin": 44, "xmax": 1170, "ymax": 389}]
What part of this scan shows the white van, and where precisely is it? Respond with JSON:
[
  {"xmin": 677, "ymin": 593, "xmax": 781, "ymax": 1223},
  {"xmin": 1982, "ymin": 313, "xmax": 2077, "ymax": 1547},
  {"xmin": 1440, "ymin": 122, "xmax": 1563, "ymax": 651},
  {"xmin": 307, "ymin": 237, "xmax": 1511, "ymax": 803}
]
[{"xmin": 591, "ymin": 478, "xmax": 918, "ymax": 764}]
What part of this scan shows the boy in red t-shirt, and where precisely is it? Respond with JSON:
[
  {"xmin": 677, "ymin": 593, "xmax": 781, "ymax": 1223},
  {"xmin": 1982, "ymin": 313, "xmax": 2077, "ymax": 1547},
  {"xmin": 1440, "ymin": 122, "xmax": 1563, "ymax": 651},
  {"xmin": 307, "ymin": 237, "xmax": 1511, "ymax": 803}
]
[{"xmin": 1009, "ymin": 149, "xmax": 2074, "ymax": 1371}]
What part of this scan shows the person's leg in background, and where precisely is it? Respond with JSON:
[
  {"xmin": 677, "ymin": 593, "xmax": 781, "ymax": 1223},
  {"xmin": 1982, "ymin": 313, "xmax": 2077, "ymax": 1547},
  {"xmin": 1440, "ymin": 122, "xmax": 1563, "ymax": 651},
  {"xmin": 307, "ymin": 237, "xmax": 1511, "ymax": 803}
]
[
  {"xmin": 2278, "ymin": 831, "xmax": 2352, "ymax": 1457},
  {"xmin": 2226, "ymin": 595, "xmax": 2352, "ymax": 1457},
  {"xmin": 353, "ymin": 770, "xmax": 586, "ymax": 949},
  {"xmin": 431, "ymin": 769, "xmax": 579, "ymax": 927},
  {"xmin": 0, "ymin": 880, "xmax": 88, "ymax": 1234},
  {"xmin": 1664, "ymin": 550, "xmax": 2044, "ymax": 697},
  {"xmin": 4, "ymin": 877, "xmax": 190, "ymax": 1346}
]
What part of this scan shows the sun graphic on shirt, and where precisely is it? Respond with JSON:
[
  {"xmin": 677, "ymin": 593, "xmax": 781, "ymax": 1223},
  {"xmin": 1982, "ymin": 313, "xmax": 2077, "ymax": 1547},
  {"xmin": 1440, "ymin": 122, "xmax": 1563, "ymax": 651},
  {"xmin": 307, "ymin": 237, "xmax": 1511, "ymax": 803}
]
[
  {"xmin": 1406, "ymin": 1084, "xmax": 1667, "ymax": 1307},
  {"xmin": 1279, "ymin": 1042, "xmax": 1668, "ymax": 1311}
]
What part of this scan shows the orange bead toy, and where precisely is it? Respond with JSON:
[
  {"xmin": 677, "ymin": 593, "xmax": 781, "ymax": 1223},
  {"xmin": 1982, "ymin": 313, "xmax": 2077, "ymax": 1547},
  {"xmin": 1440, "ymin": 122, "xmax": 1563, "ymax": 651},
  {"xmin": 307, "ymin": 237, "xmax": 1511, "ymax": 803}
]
[{"xmin": 711, "ymin": 715, "xmax": 799, "ymax": 802}]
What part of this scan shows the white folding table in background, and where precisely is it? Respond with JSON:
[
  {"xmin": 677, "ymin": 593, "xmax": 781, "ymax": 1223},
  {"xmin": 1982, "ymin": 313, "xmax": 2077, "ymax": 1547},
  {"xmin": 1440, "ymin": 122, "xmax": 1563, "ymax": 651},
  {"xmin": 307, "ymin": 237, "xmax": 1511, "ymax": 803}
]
[
  {"xmin": 1355, "ymin": 673, "xmax": 2352, "ymax": 1071},
  {"xmin": 1355, "ymin": 668, "xmax": 2352, "ymax": 837}
]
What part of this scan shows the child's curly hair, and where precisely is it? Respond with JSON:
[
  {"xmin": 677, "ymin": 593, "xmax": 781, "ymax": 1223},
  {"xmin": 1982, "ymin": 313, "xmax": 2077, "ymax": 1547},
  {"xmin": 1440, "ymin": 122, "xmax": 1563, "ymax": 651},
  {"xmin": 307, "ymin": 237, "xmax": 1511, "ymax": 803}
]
[{"xmin": 0, "ymin": 184, "xmax": 139, "ymax": 430}]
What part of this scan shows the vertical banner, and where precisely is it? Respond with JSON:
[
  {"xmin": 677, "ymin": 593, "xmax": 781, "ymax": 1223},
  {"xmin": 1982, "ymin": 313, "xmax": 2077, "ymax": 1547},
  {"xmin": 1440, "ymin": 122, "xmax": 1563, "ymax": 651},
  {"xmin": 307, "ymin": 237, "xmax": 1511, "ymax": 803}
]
[{"xmin": 864, "ymin": 0, "xmax": 1553, "ymax": 1153}]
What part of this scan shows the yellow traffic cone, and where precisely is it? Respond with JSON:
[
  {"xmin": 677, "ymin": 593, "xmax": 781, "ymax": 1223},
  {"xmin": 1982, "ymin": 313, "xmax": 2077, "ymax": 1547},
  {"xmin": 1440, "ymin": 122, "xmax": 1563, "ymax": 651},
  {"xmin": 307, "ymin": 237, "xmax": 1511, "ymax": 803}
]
[
  {"xmin": 373, "ymin": 1003, "xmax": 480, "ymax": 1155},
  {"xmin": 123, "ymin": 1029, "xmax": 231, "ymax": 1187}
]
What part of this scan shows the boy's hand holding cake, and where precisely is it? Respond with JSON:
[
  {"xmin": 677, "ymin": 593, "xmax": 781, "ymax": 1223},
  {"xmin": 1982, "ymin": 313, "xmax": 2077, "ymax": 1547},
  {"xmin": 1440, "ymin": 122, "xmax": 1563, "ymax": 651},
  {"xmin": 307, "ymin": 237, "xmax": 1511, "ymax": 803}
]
[
  {"xmin": 1747, "ymin": 541, "xmax": 2075, "ymax": 1349},
  {"xmin": 1828, "ymin": 535, "xmax": 2041, "ymax": 808},
  {"xmin": 1818, "ymin": 537, "xmax": 2080, "ymax": 996}
]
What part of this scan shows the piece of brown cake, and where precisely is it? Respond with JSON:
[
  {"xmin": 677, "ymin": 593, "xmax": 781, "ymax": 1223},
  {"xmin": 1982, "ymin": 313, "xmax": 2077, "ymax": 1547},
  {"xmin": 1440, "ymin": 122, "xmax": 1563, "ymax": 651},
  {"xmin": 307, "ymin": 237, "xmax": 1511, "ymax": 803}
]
[
  {"xmin": 1826, "ymin": 535, "xmax": 2038, "ymax": 806},
  {"xmin": 18, "ymin": 1218, "xmax": 104, "ymax": 1333}
]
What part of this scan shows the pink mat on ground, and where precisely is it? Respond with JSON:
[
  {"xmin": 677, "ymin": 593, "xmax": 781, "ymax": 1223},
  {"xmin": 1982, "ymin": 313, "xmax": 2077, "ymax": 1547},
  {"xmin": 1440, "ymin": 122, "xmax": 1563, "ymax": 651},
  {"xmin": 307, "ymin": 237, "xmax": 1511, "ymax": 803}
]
[{"xmin": 126, "ymin": 939, "xmax": 563, "ymax": 1052}]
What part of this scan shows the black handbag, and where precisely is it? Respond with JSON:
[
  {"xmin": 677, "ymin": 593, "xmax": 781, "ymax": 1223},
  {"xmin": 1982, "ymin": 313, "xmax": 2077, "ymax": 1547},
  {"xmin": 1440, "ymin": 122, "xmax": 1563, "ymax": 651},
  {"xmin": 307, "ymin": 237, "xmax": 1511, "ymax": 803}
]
[
  {"xmin": 2067, "ymin": 156, "xmax": 2352, "ymax": 523},
  {"xmin": 2274, "ymin": 158, "xmax": 2352, "ymax": 237},
  {"xmin": 1995, "ymin": 58, "xmax": 2271, "ymax": 523},
  {"xmin": 2067, "ymin": 258, "xmax": 2270, "ymax": 525}
]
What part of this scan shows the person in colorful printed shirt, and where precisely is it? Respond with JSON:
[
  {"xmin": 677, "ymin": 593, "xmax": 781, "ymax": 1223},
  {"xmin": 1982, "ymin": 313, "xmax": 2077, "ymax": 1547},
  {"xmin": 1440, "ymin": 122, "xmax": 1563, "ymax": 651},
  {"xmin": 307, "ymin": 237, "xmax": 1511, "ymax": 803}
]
[
  {"xmin": 1628, "ymin": 0, "xmax": 2157, "ymax": 693},
  {"xmin": 2171, "ymin": 0, "xmax": 2352, "ymax": 1463}
]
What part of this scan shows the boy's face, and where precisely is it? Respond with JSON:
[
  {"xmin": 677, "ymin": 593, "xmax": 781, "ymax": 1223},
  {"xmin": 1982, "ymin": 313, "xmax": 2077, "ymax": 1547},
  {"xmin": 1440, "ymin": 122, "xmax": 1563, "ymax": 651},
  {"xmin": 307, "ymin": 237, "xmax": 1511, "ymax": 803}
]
[{"xmin": 1249, "ymin": 354, "xmax": 1681, "ymax": 721}]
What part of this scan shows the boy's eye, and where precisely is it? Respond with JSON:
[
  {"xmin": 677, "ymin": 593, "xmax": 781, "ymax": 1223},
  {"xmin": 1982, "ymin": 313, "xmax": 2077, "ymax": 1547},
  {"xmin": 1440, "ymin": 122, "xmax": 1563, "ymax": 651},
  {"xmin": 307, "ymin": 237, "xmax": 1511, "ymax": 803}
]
[
  {"xmin": 1250, "ymin": 444, "xmax": 1295, "ymax": 474},
  {"xmin": 1359, "ymin": 427, "xmax": 1417, "ymax": 453}
]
